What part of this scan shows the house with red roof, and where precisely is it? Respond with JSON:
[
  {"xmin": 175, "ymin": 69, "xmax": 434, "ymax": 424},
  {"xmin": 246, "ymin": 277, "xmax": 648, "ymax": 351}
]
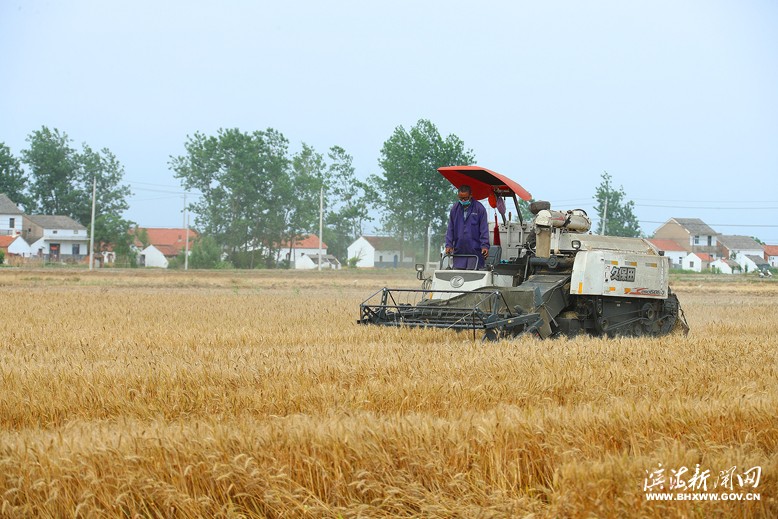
[
  {"xmin": 682, "ymin": 252, "xmax": 713, "ymax": 272},
  {"xmin": 0, "ymin": 235, "xmax": 31, "ymax": 259},
  {"xmin": 764, "ymin": 245, "xmax": 778, "ymax": 268},
  {"xmin": 134, "ymin": 227, "xmax": 198, "ymax": 268},
  {"xmin": 647, "ymin": 239, "xmax": 687, "ymax": 269},
  {"xmin": 277, "ymin": 234, "xmax": 340, "ymax": 269}
]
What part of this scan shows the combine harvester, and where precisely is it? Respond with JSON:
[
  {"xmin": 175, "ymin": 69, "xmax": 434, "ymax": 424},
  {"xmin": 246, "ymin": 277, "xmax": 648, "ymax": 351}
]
[{"xmin": 359, "ymin": 166, "xmax": 688, "ymax": 340}]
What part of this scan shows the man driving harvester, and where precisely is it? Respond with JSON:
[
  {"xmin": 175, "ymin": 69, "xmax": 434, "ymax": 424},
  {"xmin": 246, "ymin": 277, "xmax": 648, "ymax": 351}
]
[{"xmin": 444, "ymin": 184, "xmax": 490, "ymax": 269}]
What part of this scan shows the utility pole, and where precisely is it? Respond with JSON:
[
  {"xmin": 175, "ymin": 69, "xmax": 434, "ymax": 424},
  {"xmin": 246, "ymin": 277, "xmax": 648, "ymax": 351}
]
[
  {"xmin": 318, "ymin": 186, "xmax": 323, "ymax": 271},
  {"xmin": 184, "ymin": 212, "xmax": 190, "ymax": 270},
  {"xmin": 426, "ymin": 222, "xmax": 432, "ymax": 268},
  {"xmin": 601, "ymin": 171, "xmax": 609, "ymax": 235},
  {"xmin": 89, "ymin": 176, "xmax": 96, "ymax": 270}
]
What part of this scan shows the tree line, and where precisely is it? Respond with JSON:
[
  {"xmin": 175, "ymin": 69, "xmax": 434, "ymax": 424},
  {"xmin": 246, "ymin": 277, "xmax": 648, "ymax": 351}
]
[{"xmin": 0, "ymin": 121, "xmax": 640, "ymax": 268}]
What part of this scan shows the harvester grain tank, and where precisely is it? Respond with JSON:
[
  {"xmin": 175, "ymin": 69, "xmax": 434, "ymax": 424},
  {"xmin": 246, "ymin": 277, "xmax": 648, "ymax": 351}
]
[{"xmin": 358, "ymin": 166, "xmax": 688, "ymax": 340}]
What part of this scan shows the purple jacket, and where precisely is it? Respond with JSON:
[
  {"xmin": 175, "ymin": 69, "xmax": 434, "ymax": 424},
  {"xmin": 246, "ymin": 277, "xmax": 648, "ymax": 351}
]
[{"xmin": 445, "ymin": 200, "xmax": 489, "ymax": 269}]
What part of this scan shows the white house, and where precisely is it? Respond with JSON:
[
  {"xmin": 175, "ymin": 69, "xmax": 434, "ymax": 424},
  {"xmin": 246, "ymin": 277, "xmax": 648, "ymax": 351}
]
[
  {"xmin": 764, "ymin": 245, "xmax": 778, "ymax": 267},
  {"xmin": 647, "ymin": 239, "xmax": 687, "ymax": 269},
  {"xmin": 347, "ymin": 236, "xmax": 416, "ymax": 268},
  {"xmin": 295, "ymin": 253, "xmax": 341, "ymax": 270},
  {"xmin": 710, "ymin": 258, "xmax": 742, "ymax": 275},
  {"xmin": 739, "ymin": 254, "xmax": 770, "ymax": 275},
  {"xmin": 0, "ymin": 194, "xmax": 24, "ymax": 237},
  {"xmin": 134, "ymin": 227, "xmax": 197, "ymax": 268},
  {"xmin": 0, "ymin": 235, "xmax": 32, "ymax": 258},
  {"xmin": 717, "ymin": 235, "xmax": 763, "ymax": 263},
  {"xmin": 23, "ymin": 215, "xmax": 89, "ymax": 261},
  {"xmin": 138, "ymin": 244, "xmax": 172, "ymax": 268},
  {"xmin": 682, "ymin": 252, "xmax": 712, "ymax": 272},
  {"xmin": 278, "ymin": 234, "xmax": 327, "ymax": 267}
]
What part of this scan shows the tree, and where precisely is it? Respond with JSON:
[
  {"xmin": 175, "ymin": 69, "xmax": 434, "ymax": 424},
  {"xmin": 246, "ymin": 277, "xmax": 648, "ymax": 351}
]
[
  {"xmin": 93, "ymin": 213, "xmax": 136, "ymax": 265},
  {"xmin": 188, "ymin": 236, "xmax": 223, "ymax": 269},
  {"xmin": 0, "ymin": 143, "xmax": 32, "ymax": 209},
  {"xmin": 373, "ymin": 119, "xmax": 475, "ymax": 262},
  {"xmin": 20, "ymin": 127, "xmax": 133, "ymax": 238},
  {"xmin": 594, "ymin": 171, "xmax": 641, "ymax": 237},
  {"xmin": 325, "ymin": 145, "xmax": 374, "ymax": 261},
  {"xmin": 21, "ymin": 127, "xmax": 133, "ymax": 260},
  {"xmin": 170, "ymin": 128, "xmax": 292, "ymax": 268},
  {"xmin": 285, "ymin": 143, "xmax": 327, "ymax": 266},
  {"xmin": 21, "ymin": 127, "xmax": 80, "ymax": 216}
]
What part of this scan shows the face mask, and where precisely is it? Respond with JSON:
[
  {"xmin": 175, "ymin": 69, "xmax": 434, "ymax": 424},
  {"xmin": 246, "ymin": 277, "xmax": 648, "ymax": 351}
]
[{"xmin": 459, "ymin": 199, "xmax": 471, "ymax": 207}]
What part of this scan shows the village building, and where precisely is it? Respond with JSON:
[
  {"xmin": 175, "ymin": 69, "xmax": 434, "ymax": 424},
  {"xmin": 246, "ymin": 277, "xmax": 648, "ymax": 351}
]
[
  {"xmin": 23, "ymin": 215, "xmax": 88, "ymax": 261},
  {"xmin": 681, "ymin": 252, "xmax": 712, "ymax": 272},
  {"xmin": 764, "ymin": 245, "xmax": 778, "ymax": 268},
  {"xmin": 647, "ymin": 239, "xmax": 687, "ymax": 269},
  {"xmin": 716, "ymin": 235, "xmax": 764, "ymax": 262},
  {"xmin": 135, "ymin": 227, "xmax": 197, "ymax": 268},
  {"xmin": 0, "ymin": 193, "xmax": 24, "ymax": 236},
  {"xmin": 347, "ymin": 236, "xmax": 416, "ymax": 268},
  {"xmin": 709, "ymin": 258, "xmax": 743, "ymax": 275}
]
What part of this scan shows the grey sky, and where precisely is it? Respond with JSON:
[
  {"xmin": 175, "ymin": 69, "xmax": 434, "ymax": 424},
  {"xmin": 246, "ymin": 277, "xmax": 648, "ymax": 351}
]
[{"xmin": 3, "ymin": 1, "xmax": 777, "ymax": 242}]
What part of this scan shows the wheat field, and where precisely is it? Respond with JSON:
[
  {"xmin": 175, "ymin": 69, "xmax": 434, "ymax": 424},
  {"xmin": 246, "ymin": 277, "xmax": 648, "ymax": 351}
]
[{"xmin": 0, "ymin": 268, "xmax": 775, "ymax": 518}]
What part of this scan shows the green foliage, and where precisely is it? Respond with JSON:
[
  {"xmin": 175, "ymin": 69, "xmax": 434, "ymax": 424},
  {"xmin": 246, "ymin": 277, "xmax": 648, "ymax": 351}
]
[
  {"xmin": 514, "ymin": 198, "xmax": 537, "ymax": 224},
  {"xmin": 372, "ymin": 119, "xmax": 475, "ymax": 260},
  {"xmin": 324, "ymin": 146, "xmax": 374, "ymax": 261},
  {"xmin": 134, "ymin": 227, "xmax": 150, "ymax": 248},
  {"xmin": 92, "ymin": 213, "xmax": 135, "ymax": 259},
  {"xmin": 170, "ymin": 128, "xmax": 292, "ymax": 267},
  {"xmin": 20, "ymin": 127, "xmax": 132, "ymax": 226},
  {"xmin": 188, "ymin": 236, "xmax": 222, "ymax": 269},
  {"xmin": 0, "ymin": 143, "xmax": 32, "ymax": 209},
  {"xmin": 593, "ymin": 171, "xmax": 641, "ymax": 237},
  {"xmin": 0, "ymin": 250, "xmax": 4, "ymax": 264}
]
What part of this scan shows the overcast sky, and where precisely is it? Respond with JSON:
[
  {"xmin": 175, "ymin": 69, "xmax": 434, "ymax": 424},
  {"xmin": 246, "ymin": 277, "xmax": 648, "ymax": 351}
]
[{"xmin": 3, "ymin": 1, "xmax": 777, "ymax": 242}]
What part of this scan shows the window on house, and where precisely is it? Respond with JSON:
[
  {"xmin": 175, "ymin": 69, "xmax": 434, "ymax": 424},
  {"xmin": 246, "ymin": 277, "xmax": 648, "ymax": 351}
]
[
  {"xmin": 707, "ymin": 236, "xmax": 712, "ymax": 246},
  {"xmin": 74, "ymin": 230, "xmax": 79, "ymax": 234},
  {"xmin": 72, "ymin": 244, "xmax": 80, "ymax": 255},
  {"xmin": 9, "ymin": 218, "xmax": 14, "ymax": 228},
  {"xmin": 693, "ymin": 235, "xmax": 699, "ymax": 245},
  {"xmin": 690, "ymin": 261, "xmax": 695, "ymax": 268},
  {"xmin": 379, "ymin": 255, "xmax": 383, "ymax": 263},
  {"xmin": 52, "ymin": 230, "xmax": 58, "ymax": 234}
]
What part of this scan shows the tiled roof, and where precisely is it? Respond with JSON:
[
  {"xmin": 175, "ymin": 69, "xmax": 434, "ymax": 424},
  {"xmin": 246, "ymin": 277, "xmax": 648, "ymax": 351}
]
[
  {"xmin": 717, "ymin": 235, "xmax": 763, "ymax": 251},
  {"xmin": 670, "ymin": 218, "xmax": 717, "ymax": 236},
  {"xmin": 0, "ymin": 235, "xmax": 16, "ymax": 247},
  {"xmin": 135, "ymin": 227, "xmax": 198, "ymax": 257},
  {"xmin": 712, "ymin": 258, "xmax": 741, "ymax": 269},
  {"xmin": 689, "ymin": 252, "xmax": 713, "ymax": 262},
  {"xmin": 764, "ymin": 245, "xmax": 778, "ymax": 257},
  {"xmin": 648, "ymin": 239, "xmax": 686, "ymax": 252},
  {"xmin": 0, "ymin": 194, "xmax": 23, "ymax": 214},
  {"xmin": 746, "ymin": 254, "xmax": 769, "ymax": 266},
  {"xmin": 26, "ymin": 214, "xmax": 86, "ymax": 230},
  {"xmin": 362, "ymin": 236, "xmax": 403, "ymax": 251},
  {"xmin": 280, "ymin": 234, "xmax": 327, "ymax": 250}
]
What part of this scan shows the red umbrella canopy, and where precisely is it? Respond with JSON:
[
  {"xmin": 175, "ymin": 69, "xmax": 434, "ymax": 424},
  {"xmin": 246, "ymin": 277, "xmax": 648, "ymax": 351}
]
[{"xmin": 437, "ymin": 166, "xmax": 532, "ymax": 201}]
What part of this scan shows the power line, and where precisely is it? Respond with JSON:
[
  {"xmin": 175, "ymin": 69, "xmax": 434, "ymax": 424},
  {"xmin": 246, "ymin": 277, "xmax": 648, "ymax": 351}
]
[
  {"xmin": 634, "ymin": 204, "xmax": 778, "ymax": 210},
  {"xmin": 638, "ymin": 219, "xmax": 778, "ymax": 228}
]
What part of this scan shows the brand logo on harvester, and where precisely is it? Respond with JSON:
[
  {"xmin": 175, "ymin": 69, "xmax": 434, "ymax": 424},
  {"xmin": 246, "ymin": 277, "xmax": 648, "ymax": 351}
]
[
  {"xmin": 643, "ymin": 464, "xmax": 761, "ymax": 502},
  {"xmin": 631, "ymin": 287, "xmax": 665, "ymax": 296},
  {"xmin": 450, "ymin": 276, "xmax": 464, "ymax": 288}
]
